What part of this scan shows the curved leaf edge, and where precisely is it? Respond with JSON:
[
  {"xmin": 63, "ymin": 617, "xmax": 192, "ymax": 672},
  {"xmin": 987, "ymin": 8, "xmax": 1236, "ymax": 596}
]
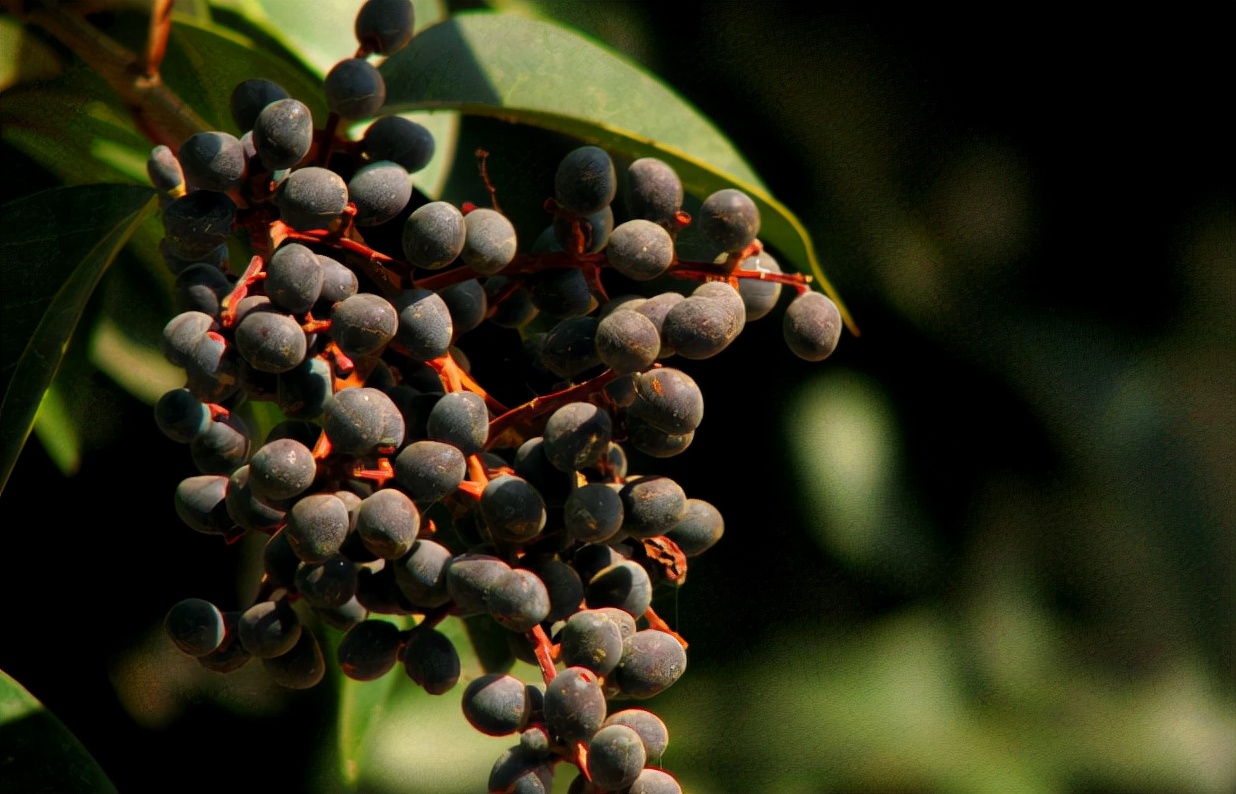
[
  {"xmin": 381, "ymin": 101, "xmax": 858, "ymax": 334},
  {"xmin": 0, "ymin": 186, "xmax": 159, "ymax": 494},
  {"xmin": 0, "ymin": 668, "xmax": 120, "ymax": 794}
]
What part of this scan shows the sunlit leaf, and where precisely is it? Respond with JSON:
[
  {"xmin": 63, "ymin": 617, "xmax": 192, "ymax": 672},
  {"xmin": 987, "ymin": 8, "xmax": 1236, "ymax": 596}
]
[
  {"xmin": 88, "ymin": 316, "xmax": 183, "ymax": 406},
  {"xmin": 1, "ymin": 64, "xmax": 154, "ymax": 186},
  {"xmin": 380, "ymin": 12, "xmax": 853, "ymax": 329},
  {"xmin": 160, "ymin": 17, "xmax": 331, "ymax": 135},
  {"xmin": 381, "ymin": 12, "xmax": 756, "ymax": 183},
  {"xmin": 172, "ymin": 0, "xmax": 214, "ymax": 22},
  {"xmin": 0, "ymin": 184, "xmax": 158, "ymax": 493},
  {"xmin": 4, "ymin": 10, "xmax": 328, "ymax": 183},
  {"xmin": 0, "ymin": 15, "xmax": 64, "ymax": 92},
  {"xmin": 0, "ymin": 668, "xmax": 119, "ymax": 794},
  {"xmin": 2, "ymin": 9, "xmax": 328, "ymax": 181},
  {"xmin": 32, "ymin": 385, "xmax": 80, "ymax": 477},
  {"xmin": 208, "ymin": 0, "xmax": 459, "ymax": 197},
  {"xmin": 209, "ymin": 0, "xmax": 444, "ymax": 76},
  {"xmin": 327, "ymin": 615, "xmax": 411, "ymax": 786}
]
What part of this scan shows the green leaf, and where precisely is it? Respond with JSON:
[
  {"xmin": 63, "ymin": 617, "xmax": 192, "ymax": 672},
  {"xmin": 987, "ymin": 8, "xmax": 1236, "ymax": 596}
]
[
  {"xmin": 3, "ymin": 11, "xmax": 316, "ymax": 185},
  {"xmin": 172, "ymin": 0, "xmax": 215, "ymax": 22},
  {"xmin": 88, "ymin": 316, "xmax": 183, "ymax": 406},
  {"xmin": 380, "ymin": 12, "xmax": 757, "ymax": 183},
  {"xmin": 0, "ymin": 184, "xmax": 158, "ymax": 493},
  {"xmin": 209, "ymin": 0, "xmax": 445, "ymax": 77},
  {"xmin": 1, "ymin": 63, "xmax": 154, "ymax": 186},
  {"xmin": 328, "ymin": 615, "xmax": 410, "ymax": 787},
  {"xmin": 207, "ymin": 0, "xmax": 458, "ymax": 198},
  {"xmin": 0, "ymin": 15, "xmax": 64, "ymax": 92},
  {"xmin": 0, "ymin": 668, "xmax": 119, "ymax": 794},
  {"xmin": 381, "ymin": 11, "xmax": 854, "ymax": 330},
  {"xmin": 32, "ymin": 384, "xmax": 81, "ymax": 477},
  {"xmin": 159, "ymin": 17, "xmax": 331, "ymax": 135}
]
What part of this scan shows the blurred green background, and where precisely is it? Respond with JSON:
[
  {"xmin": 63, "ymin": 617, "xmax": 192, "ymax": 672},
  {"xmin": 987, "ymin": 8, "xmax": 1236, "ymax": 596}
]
[{"xmin": 1, "ymin": 2, "xmax": 1231, "ymax": 793}]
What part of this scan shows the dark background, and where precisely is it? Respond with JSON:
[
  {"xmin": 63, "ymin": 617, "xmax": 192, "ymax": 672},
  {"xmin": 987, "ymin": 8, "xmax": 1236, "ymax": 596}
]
[{"xmin": 2, "ymin": 2, "xmax": 1231, "ymax": 792}]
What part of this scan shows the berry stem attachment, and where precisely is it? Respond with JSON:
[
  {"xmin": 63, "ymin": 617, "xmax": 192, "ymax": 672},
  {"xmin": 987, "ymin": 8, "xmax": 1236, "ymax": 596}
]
[
  {"xmin": 426, "ymin": 355, "xmax": 509, "ymax": 414},
  {"xmin": 486, "ymin": 369, "xmax": 622, "ymax": 449},
  {"xmin": 142, "ymin": 0, "xmax": 173, "ymax": 83},
  {"xmin": 529, "ymin": 624, "xmax": 558, "ymax": 685},
  {"xmin": 219, "ymin": 255, "xmax": 267, "ymax": 328},
  {"xmin": 352, "ymin": 457, "xmax": 396, "ymax": 487},
  {"xmin": 643, "ymin": 607, "xmax": 689, "ymax": 650}
]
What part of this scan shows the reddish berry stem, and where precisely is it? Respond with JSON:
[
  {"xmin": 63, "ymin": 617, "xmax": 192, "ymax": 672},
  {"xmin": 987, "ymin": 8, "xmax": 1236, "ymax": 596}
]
[{"xmin": 486, "ymin": 369, "xmax": 622, "ymax": 449}]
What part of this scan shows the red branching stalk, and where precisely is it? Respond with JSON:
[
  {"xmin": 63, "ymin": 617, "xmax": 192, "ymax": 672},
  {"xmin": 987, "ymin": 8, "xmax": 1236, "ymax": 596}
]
[
  {"xmin": 425, "ymin": 355, "xmax": 509, "ymax": 414},
  {"xmin": 529, "ymin": 624, "xmax": 558, "ymax": 686},
  {"xmin": 352, "ymin": 457, "xmax": 396, "ymax": 488},
  {"xmin": 311, "ymin": 430, "xmax": 334, "ymax": 461},
  {"xmin": 643, "ymin": 607, "xmax": 689, "ymax": 649},
  {"xmin": 280, "ymin": 226, "xmax": 409, "ymax": 300},
  {"xmin": 219, "ymin": 255, "xmax": 267, "ymax": 328},
  {"xmin": 466, "ymin": 454, "xmax": 491, "ymax": 491},
  {"xmin": 476, "ymin": 149, "xmax": 503, "ymax": 214},
  {"xmin": 142, "ymin": 0, "xmax": 174, "ymax": 82},
  {"xmin": 486, "ymin": 369, "xmax": 622, "ymax": 449},
  {"xmin": 24, "ymin": 3, "xmax": 210, "ymax": 150}
]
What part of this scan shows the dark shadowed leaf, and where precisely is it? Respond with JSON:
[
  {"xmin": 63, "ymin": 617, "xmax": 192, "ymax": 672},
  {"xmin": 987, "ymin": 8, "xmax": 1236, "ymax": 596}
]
[
  {"xmin": 1, "ymin": 63, "xmax": 153, "ymax": 187},
  {"xmin": 0, "ymin": 184, "xmax": 157, "ymax": 493},
  {"xmin": 0, "ymin": 668, "xmax": 119, "ymax": 794},
  {"xmin": 0, "ymin": 15, "xmax": 64, "ymax": 92}
]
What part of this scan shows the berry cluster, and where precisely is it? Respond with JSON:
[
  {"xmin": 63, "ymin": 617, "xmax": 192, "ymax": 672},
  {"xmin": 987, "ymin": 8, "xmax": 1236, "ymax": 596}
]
[{"xmin": 153, "ymin": 2, "xmax": 841, "ymax": 791}]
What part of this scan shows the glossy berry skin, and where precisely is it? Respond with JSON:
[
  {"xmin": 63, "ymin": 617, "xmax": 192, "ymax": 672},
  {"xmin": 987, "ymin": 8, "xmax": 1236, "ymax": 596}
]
[
  {"xmin": 462, "ymin": 674, "xmax": 530, "ymax": 736},
  {"xmin": 252, "ymin": 98, "xmax": 313, "ymax": 170},
  {"xmin": 555, "ymin": 145, "xmax": 616, "ymax": 215},
  {"xmin": 324, "ymin": 58, "xmax": 387, "ymax": 120},
  {"xmin": 355, "ymin": 0, "xmax": 415, "ymax": 54},
  {"xmin": 365, "ymin": 115, "xmax": 435, "ymax": 173},
  {"xmin": 544, "ymin": 666, "xmax": 606, "ymax": 743},
  {"xmin": 275, "ymin": 167, "xmax": 348, "ymax": 232},
  {"xmin": 783, "ymin": 291, "xmax": 842, "ymax": 361},
  {"xmin": 698, "ymin": 188, "xmax": 760, "ymax": 253}
]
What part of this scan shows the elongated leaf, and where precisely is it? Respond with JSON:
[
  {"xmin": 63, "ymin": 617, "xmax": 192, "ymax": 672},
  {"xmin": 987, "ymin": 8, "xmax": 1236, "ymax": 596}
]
[
  {"xmin": 32, "ymin": 384, "xmax": 81, "ymax": 477},
  {"xmin": 0, "ymin": 15, "xmax": 63, "ymax": 92},
  {"xmin": 1, "ymin": 13, "xmax": 327, "ymax": 185},
  {"xmin": 159, "ymin": 17, "xmax": 331, "ymax": 135},
  {"xmin": 88, "ymin": 316, "xmax": 183, "ymax": 406},
  {"xmin": 0, "ymin": 184, "xmax": 158, "ymax": 493},
  {"xmin": 0, "ymin": 669, "xmax": 119, "ymax": 794},
  {"xmin": 381, "ymin": 12, "xmax": 854, "ymax": 330},
  {"xmin": 1, "ymin": 63, "xmax": 154, "ymax": 186},
  {"xmin": 327, "ymin": 615, "xmax": 410, "ymax": 786},
  {"xmin": 210, "ymin": 0, "xmax": 443, "ymax": 77}
]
